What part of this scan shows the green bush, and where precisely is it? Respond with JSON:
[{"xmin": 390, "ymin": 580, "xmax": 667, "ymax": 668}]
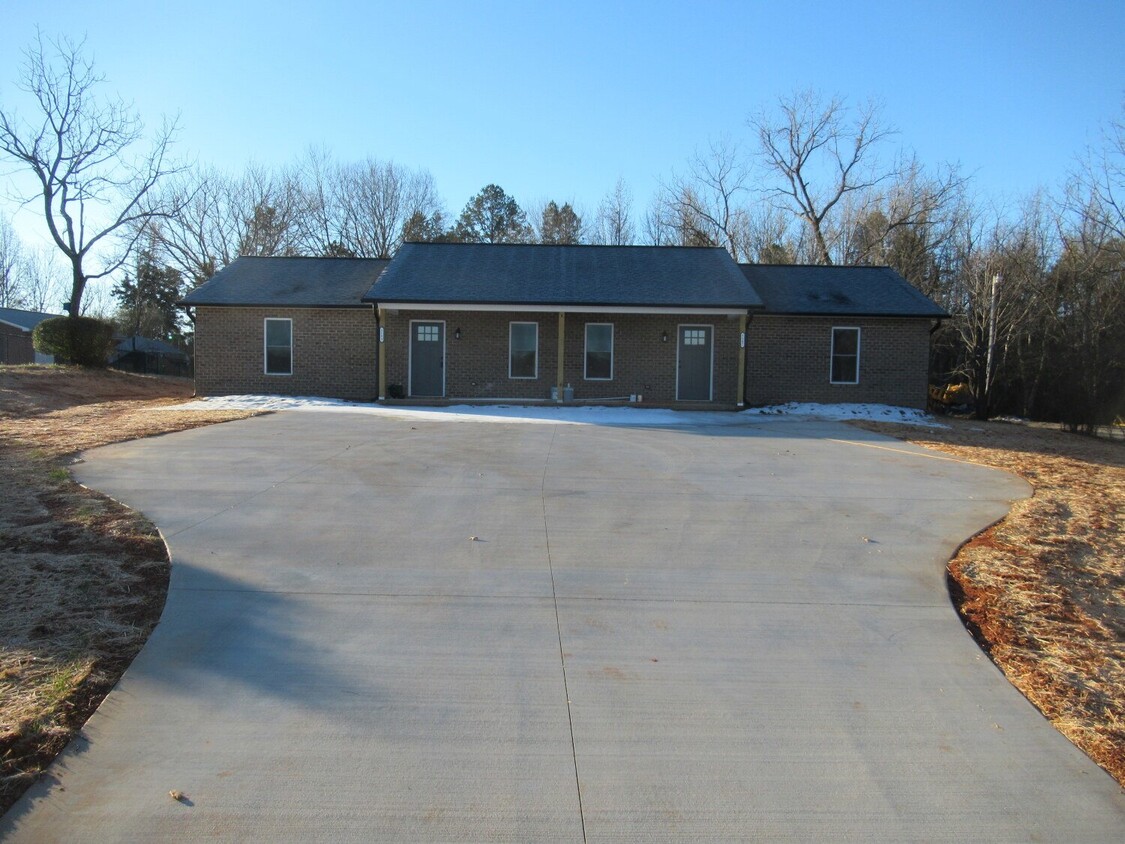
[{"xmin": 32, "ymin": 316, "xmax": 116, "ymax": 367}]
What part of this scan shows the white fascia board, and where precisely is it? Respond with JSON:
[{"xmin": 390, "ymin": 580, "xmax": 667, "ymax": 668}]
[{"xmin": 377, "ymin": 302, "xmax": 748, "ymax": 315}]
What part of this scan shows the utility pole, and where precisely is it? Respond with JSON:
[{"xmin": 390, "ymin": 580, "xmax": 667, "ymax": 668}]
[{"xmin": 984, "ymin": 272, "xmax": 1001, "ymax": 401}]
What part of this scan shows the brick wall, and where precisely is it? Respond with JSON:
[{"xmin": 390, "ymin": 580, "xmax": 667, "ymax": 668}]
[
  {"xmin": 194, "ymin": 307, "xmax": 932, "ymax": 408},
  {"xmin": 194, "ymin": 306, "xmax": 378, "ymax": 400},
  {"xmin": 381, "ymin": 310, "xmax": 743, "ymax": 404},
  {"xmin": 0, "ymin": 323, "xmax": 35, "ymax": 365},
  {"xmin": 745, "ymin": 316, "xmax": 932, "ymax": 409}
]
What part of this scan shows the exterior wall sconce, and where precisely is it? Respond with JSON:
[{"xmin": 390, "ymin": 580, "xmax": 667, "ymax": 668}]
[
  {"xmin": 454, "ymin": 327, "xmax": 461, "ymax": 340},
  {"xmin": 661, "ymin": 331, "xmax": 668, "ymax": 343}
]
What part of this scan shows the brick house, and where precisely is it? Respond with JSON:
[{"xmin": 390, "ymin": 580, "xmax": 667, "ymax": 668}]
[
  {"xmin": 182, "ymin": 243, "xmax": 946, "ymax": 409},
  {"xmin": 0, "ymin": 306, "xmax": 61, "ymax": 365}
]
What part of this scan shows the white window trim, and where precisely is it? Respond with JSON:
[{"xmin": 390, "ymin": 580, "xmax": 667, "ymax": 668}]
[
  {"xmin": 829, "ymin": 326, "xmax": 861, "ymax": 385},
  {"xmin": 263, "ymin": 317, "xmax": 293, "ymax": 376},
  {"xmin": 584, "ymin": 322, "xmax": 614, "ymax": 380},
  {"xmin": 674, "ymin": 323, "xmax": 714, "ymax": 401},
  {"xmin": 508, "ymin": 321, "xmax": 539, "ymax": 379},
  {"xmin": 407, "ymin": 319, "xmax": 446, "ymax": 397}
]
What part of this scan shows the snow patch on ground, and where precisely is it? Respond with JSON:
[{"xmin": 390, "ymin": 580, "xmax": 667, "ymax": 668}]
[
  {"xmin": 171, "ymin": 394, "xmax": 945, "ymax": 428},
  {"xmin": 742, "ymin": 402, "xmax": 945, "ymax": 428}
]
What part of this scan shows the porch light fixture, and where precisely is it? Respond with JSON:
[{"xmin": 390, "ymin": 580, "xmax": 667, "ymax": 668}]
[
  {"xmin": 661, "ymin": 331, "xmax": 668, "ymax": 343},
  {"xmin": 455, "ymin": 327, "xmax": 461, "ymax": 340}
]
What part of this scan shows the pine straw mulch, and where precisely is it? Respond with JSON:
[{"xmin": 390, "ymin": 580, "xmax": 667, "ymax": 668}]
[
  {"xmin": 850, "ymin": 417, "xmax": 1125, "ymax": 788},
  {"xmin": 0, "ymin": 365, "xmax": 257, "ymax": 815}
]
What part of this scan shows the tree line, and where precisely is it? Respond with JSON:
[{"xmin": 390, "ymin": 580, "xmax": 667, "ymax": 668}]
[{"xmin": 1, "ymin": 35, "xmax": 1121, "ymax": 428}]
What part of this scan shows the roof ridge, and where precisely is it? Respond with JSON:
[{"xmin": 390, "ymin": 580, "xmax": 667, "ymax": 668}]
[
  {"xmin": 236, "ymin": 254, "xmax": 389, "ymax": 261},
  {"xmin": 402, "ymin": 242, "xmax": 728, "ymax": 251},
  {"xmin": 740, "ymin": 262, "xmax": 900, "ymax": 270}
]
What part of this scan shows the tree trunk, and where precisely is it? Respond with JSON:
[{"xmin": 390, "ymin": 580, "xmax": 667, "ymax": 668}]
[{"xmin": 68, "ymin": 262, "xmax": 86, "ymax": 317}]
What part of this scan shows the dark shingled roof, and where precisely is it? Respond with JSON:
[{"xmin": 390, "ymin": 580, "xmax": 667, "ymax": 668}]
[
  {"xmin": 0, "ymin": 306, "xmax": 62, "ymax": 331},
  {"xmin": 181, "ymin": 256, "xmax": 389, "ymax": 307},
  {"xmin": 365, "ymin": 243, "xmax": 763, "ymax": 308},
  {"xmin": 740, "ymin": 264, "xmax": 947, "ymax": 318}
]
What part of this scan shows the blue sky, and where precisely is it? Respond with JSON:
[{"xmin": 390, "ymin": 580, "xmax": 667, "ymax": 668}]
[{"xmin": 1, "ymin": 0, "xmax": 1123, "ymax": 249}]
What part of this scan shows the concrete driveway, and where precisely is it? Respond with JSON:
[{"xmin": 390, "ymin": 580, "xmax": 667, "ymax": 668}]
[{"xmin": 3, "ymin": 412, "xmax": 1122, "ymax": 841}]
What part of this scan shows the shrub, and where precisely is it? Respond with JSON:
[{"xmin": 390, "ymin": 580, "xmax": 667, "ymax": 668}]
[{"xmin": 33, "ymin": 316, "xmax": 116, "ymax": 367}]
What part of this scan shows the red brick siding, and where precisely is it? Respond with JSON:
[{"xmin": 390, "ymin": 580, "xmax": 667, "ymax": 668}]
[
  {"xmin": 381, "ymin": 311, "xmax": 743, "ymax": 404},
  {"xmin": 194, "ymin": 306, "xmax": 378, "ymax": 400},
  {"xmin": 745, "ymin": 316, "xmax": 932, "ymax": 409}
]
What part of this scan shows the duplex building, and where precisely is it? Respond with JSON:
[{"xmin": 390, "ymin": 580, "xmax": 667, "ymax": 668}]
[{"xmin": 182, "ymin": 243, "xmax": 946, "ymax": 409}]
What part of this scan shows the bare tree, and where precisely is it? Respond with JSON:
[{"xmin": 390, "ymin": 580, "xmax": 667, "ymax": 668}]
[
  {"xmin": 335, "ymin": 159, "xmax": 442, "ymax": 258},
  {"xmin": 643, "ymin": 185, "xmax": 719, "ymax": 248},
  {"xmin": 143, "ymin": 167, "xmax": 229, "ymax": 286},
  {"xmin": 297, "ymin": 144, "xmax": 340, "ymax": 255},
  {"xmin": 19, "ymin": 247, "xmax": 67, "ymax": 312},
  {"xmin": 0, "ymin": 33, "xmax": 184, "ymax": 315},
  {"xmin": 233, "ymin": 164, "xmax": 311, "ymax": 258},
  {"xmin": 0, "ymin": 215, "xmax": 23, "ymax": 307},
  {"xmin": 835, "ymin": 156, "xmax": 966, "ymax": 272},
  {"xmin": 662, "ymin": 137, "xmax": 752, "ymax": 259},
  {"xmin": 143, "ymin": 163, "xmax": 311, "ymax": 285},
  {"xmin": 593, "ymin": 178, "xmax": 635, "ymax": 245},
  {"xmin": 734, "ymin": 205, "xmax": 798, "ymax": 264},
  {"xmin": 1068, "ymin": 104, "xmax": 1125, "ymax": 257},
  {"xmin": 751, "ymin": 90, "xmax": 897, "ymax": 265}
]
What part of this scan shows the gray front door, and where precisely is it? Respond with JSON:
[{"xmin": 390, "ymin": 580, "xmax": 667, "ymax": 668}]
[
  {"xmin": 677, "ymin": 325, "xmax": 713, "ymax": 401},
  {"xmin": 410, "ymin": 321, "xmax": 444, "ymax": 397}
]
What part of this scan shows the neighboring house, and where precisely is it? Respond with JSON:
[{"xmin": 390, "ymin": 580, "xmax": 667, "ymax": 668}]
[
  {"xmin": 0, "ymin": 306, "xmax": 61, "ymax": 365},
  {"xmin": 182, "ymin": 243, "xmax": 947, "ymax": 408},
  {"xmin": 110, "ymin": 335, "xmax": 192, "ymax": 377}
]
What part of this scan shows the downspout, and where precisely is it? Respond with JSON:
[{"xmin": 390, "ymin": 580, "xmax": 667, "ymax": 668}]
[
  {"xmin": 556, "ymin": 312, "xmax": 566, "ymax": 402},
  {"xmin": 182, "ymin": 307, "xmax": 197, "ymax": 396},
  {"xmin": 736, "ymin": 312, "xmax": 749, "ymax": 408},
  {"xmin": 376, "ymin": 305, "xmax": 387, "ymax": 401}
]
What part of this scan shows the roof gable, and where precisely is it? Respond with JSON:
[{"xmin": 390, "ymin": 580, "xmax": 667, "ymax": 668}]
[
  {"xmin": 181, "ymin": 256, "xmax": 389, "ymax": 307},
  {"xmin": 740, "ymin": 264, "xmax": 947, "ymax": 318},
  {"xmin": 366, "ymin": 243, "xmax": 763, "ymax": 309},
  {"xmin": 0, "ymin": 306, "xmax": 63, "ymax": 331}
]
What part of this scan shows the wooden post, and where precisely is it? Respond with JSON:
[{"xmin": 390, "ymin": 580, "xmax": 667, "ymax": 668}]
[
  {"xmin": 557, "ymin": 312, "xmax": 566, "ymax": 402},
  {"xmin": 377, "ymin": 307, "xmax": 387, "ymax": 401},
  {"xmin": 736, "ymin": 313, "xmax": 748, "ymax": 407}
]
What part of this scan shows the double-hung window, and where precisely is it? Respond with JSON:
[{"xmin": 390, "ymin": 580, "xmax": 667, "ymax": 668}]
[
  {"xmin": 830, "ymin": 326, "xmax": 860, "ymax": 384},
  {"xmin": 585, "ymin": 323, "xmax": 613, "ymax": 380},
  {"xmin": 509, "ymin": 322, "xmax": 538, "ymax": 379},
  {"xmin": 264, "ymin": 318, "xmax": 292, "ymax": 375}
]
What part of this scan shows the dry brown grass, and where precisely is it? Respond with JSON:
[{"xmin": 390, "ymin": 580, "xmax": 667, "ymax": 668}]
[
  {"xmin": 0, "ymin": 365, "xmax": 256, "ymax": 814},
  {"xmin": 852, "ymin": 417, "xmax": 1125, "ymax": 787}
]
